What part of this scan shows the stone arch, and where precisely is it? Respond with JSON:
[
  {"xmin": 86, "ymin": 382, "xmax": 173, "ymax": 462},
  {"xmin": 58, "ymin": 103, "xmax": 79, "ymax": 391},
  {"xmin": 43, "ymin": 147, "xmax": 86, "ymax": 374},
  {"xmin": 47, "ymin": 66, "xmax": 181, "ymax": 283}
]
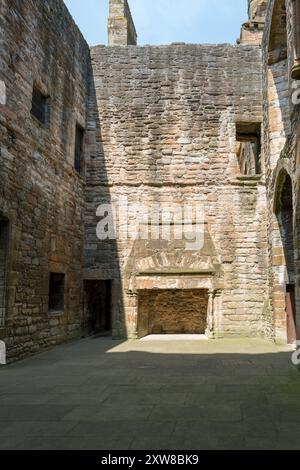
[
  {"xmin": 272, "ymin": 165, "xmax": 297, "ymax": 343},
  {"xmin": 267, "ymin": 0, "xmax": 290, "ymax": 171}
]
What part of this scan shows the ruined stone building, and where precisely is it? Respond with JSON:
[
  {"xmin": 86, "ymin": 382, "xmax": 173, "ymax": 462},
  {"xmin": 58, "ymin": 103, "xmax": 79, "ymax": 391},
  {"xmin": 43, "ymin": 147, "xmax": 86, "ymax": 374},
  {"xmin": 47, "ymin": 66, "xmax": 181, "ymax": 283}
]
[{"xmin": 0, "ymin": 0, "xmax": 299, "ymax": 361}]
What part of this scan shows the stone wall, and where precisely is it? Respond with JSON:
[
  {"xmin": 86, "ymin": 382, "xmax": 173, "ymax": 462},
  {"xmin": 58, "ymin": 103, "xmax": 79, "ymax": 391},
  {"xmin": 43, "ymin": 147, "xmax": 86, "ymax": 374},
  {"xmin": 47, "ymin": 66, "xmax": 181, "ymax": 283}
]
[
  {"xmin": 0, "ymin": 0, "xmax": 91, "ymax": 361},
  {"xmin": 3, "ymin": 0, "xmax": 298, "ymax": 359},
  {"xmin": 262, "ymin": 0, "xmax": 300, "ymax": 342},
  {"xmin": 86, "ymin": 43, "xmax": 269, "ymax": 340}
]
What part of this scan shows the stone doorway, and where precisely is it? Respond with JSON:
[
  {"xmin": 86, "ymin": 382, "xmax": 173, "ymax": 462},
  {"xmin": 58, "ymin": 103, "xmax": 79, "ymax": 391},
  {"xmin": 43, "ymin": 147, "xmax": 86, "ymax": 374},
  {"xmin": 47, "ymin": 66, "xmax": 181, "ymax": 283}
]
[
  {"xmin": 137, "ymin": 289, "xmax": 208, "ymax": 338},
  {"xmin": 84, "ymin": 280, "xmax": 112, "ymax": 335}
]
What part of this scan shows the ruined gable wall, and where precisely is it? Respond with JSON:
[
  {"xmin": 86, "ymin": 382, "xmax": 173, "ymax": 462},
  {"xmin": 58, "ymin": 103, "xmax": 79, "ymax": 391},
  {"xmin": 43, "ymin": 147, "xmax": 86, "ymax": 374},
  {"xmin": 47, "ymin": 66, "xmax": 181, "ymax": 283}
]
[
  {"xmin": 86, "ymin": 44, "xmax": 269, "ymax": 339},
  {"xmin": 0, "ymin": 0, "xmax": 90, "ymax": 361}
]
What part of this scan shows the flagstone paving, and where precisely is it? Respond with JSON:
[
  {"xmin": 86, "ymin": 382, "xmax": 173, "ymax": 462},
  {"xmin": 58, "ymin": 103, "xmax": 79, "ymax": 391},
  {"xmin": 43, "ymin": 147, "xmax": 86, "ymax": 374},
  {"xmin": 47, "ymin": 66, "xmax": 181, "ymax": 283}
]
[{"xmin": 0, "ymin": 337, "xmax": 299, "ymax": 450}]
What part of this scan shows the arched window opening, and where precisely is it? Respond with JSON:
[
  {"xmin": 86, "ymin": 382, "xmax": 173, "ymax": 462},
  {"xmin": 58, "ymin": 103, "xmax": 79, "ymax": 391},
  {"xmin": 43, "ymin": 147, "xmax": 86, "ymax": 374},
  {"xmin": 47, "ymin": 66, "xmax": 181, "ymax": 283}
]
[{"xmin": 276, "ymin": 175, "xmax": 294, "ymax": 282}]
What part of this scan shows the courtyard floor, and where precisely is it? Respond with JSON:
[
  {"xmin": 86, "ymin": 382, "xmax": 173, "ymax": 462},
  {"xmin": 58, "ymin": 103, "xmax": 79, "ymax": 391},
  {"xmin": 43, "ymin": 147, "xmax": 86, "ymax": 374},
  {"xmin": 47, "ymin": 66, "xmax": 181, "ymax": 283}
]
[{"xmin": 0, "ymin": 337, "xmax": 299, "ymax": 450}]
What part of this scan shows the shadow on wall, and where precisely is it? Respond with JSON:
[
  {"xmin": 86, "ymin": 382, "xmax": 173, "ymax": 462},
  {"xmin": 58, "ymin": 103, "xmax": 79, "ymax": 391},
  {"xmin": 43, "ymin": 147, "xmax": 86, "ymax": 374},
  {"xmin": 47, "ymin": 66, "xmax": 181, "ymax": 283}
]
[
  {"xmin": 82, "ymin": 60, "xmax": 125, "ymax": 338},
  {"xmin": 275, "ymin": 173, "xmax": 295, "ymax": 285}
]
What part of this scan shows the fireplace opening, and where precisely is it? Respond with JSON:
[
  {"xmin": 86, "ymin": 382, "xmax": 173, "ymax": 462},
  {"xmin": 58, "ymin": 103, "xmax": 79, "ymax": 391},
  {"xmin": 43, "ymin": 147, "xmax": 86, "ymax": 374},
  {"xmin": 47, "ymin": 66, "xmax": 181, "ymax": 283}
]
[{"xmin": 137, "ymin": 289, "xmax": 208, "ymax": 338}]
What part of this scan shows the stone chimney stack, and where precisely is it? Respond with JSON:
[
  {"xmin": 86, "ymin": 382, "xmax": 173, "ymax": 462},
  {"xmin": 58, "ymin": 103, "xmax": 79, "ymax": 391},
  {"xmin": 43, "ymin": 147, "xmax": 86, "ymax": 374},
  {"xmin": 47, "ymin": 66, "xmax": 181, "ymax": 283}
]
[
  {"xmin": 108, "ymin": 0, "xmax": 137, "ymax": 46},
  {"xmin": 239, "ymin": 0, "xmax": 268, "ymax": 45}
]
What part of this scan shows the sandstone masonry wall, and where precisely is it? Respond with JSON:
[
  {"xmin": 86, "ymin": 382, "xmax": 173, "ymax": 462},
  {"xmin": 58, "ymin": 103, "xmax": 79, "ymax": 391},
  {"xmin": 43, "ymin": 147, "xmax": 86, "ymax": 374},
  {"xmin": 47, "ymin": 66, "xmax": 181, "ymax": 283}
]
[
  {"xmin": 0, "ymin": 0, "xmax": 90, "ymax": 360},
  {"xmin": 86, "ymin": 44, "xmax": 269, "ymax": 339},
  {"xmin": 2, "ymin": 0, "xmax": 293, "ymax": 358},
  {"xmin": 262, "ymin": 0, "xmax": 300, "ymax": 342}
]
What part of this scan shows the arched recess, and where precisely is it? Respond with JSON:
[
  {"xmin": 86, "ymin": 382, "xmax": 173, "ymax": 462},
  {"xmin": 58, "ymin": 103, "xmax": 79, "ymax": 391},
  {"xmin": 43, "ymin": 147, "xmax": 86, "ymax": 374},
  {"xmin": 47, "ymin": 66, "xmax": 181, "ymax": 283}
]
[
  {"xmin": 273, "ymin": 168, "xmax": 296, "ymax": 344},
  {"xmin": 267, "ymin": 0, "xmax": 290, "ymax": 170},
  {"xmin": 0, "ymin": 214, "xmax": 9, "ymax": 328}
]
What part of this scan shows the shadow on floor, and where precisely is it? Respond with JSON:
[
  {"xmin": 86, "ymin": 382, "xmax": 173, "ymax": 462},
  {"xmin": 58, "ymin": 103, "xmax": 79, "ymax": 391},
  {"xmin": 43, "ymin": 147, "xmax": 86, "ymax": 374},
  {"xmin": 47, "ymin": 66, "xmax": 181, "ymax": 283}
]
[{"xmin": 0, "ymin": 337, "xmax": 299, "ymax": 450}]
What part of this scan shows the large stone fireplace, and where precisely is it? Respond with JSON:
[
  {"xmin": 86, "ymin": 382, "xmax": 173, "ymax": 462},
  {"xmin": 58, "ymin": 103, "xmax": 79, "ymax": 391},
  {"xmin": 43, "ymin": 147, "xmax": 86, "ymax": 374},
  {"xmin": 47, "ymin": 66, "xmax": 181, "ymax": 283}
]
[
  {"xmin": 125, "ymin": 222, "xmax": 224, "ymax": 339},
  {"xmin": 137, "ymin": 289, "xmax": 209, "ymax": 337}
]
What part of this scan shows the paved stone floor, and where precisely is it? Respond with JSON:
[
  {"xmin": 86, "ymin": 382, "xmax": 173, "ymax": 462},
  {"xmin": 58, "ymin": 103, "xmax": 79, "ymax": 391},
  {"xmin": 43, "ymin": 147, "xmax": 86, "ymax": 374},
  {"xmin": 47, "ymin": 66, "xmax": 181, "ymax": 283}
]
[{"xmin": 0, "ymin": 337, "xmax": 299, "ymax": 450}]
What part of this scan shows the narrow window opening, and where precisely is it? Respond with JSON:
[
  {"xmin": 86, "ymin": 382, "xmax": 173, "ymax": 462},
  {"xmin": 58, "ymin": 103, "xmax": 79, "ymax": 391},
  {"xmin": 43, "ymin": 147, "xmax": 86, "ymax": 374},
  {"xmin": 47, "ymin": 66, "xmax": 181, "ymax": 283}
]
[
  {"xmin": 31, "ymin": 86, "xmax": 50, "ymax": 125},
  {"xmin": 236, "ymin": 122, "xmax": 262, "ymax": 176},
  {"xmin": 48, "ymin": 273, "xmax": 65, "ymax": 314},
  {"xmin": 75, "ymin": 124, "xmax": 84, "ymax": 174}
]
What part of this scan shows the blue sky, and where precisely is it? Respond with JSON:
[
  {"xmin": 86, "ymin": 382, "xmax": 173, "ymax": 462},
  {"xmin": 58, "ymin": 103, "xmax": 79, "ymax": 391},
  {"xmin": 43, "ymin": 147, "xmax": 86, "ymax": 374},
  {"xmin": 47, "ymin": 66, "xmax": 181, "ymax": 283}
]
[{"xmin": 64, "ymin": 0, "xmax": 248, "ymax": 46}]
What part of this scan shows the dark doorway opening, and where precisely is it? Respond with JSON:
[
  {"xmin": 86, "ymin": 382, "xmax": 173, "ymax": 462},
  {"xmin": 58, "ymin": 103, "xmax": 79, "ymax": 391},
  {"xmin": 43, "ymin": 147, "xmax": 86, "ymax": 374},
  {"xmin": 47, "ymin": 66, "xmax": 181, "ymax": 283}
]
[
  {"xmin": 84, "ymin": 280, "xmax": 112, "ymax": 335},
  {"xmin": 0, "ymin": 216, "xmax": 9, "ymax": 328}
]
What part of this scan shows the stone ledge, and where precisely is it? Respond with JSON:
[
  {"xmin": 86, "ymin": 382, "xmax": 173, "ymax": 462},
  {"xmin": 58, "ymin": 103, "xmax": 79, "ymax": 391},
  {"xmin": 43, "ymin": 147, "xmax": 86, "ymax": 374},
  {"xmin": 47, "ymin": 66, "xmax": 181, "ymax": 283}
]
[
  {"xmin": 136, "ymin": 270, "xmax": 215, "ymax": 276},
  {"xmin": 48, "ymin": 310, "xmax": 64, "ymax": 317},
  {"xmin": 231, "ymin": 174, "xmax": 264, "ymax": 186}
]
